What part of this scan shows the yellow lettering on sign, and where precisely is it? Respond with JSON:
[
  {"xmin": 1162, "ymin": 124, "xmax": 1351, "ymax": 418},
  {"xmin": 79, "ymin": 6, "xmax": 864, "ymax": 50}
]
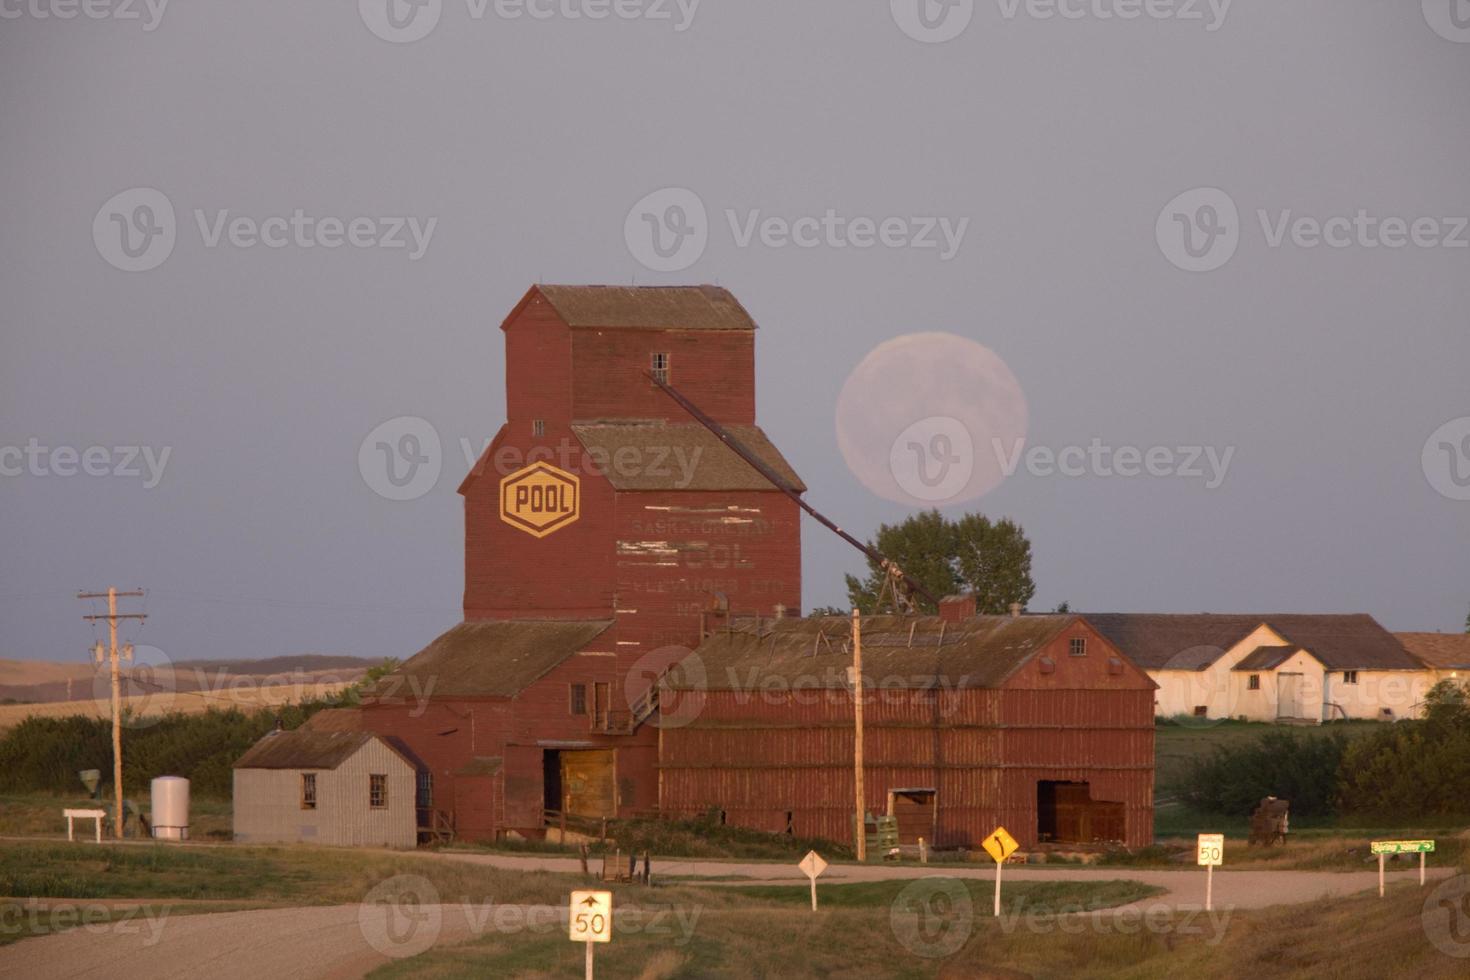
[{"xmin": 500, "ymin": 462, "xmax": 580, "ymax": 538}]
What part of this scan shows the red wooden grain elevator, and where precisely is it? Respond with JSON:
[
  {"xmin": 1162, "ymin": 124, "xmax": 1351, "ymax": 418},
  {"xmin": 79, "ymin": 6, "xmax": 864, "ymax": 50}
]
[{"xmin": 351, "ymin": 285, "xmax": 803, "ymax": 841}]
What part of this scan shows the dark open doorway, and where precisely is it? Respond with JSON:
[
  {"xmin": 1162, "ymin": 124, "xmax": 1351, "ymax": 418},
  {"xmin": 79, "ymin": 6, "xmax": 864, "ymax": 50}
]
[
  {"xmin": 1037, "ymin": 780, "xmax": 1125, "ymax": 844},
  {"xmin": 542, "ymin": 750, "xmax": 562, "ymax": 813}
]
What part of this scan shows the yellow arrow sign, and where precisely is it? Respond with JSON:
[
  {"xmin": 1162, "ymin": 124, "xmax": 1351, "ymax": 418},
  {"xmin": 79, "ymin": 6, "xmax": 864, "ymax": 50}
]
[{"xmin": 982, "ymin": 826, "xmax": 1019, "ymax": 864}]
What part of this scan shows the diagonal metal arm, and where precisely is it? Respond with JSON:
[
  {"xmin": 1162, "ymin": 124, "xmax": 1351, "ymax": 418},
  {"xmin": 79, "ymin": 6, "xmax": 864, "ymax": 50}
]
[{"xmin": 645, "ymin": 372, "xmax": 937, "ymax": 610}]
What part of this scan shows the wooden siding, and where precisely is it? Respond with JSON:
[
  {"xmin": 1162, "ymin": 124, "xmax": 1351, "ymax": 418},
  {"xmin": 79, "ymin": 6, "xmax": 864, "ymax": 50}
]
[
  {"xmin": 658, "ymin": 621, "xmax": 1156, "ymax": 849},
  {"xmin": 232, "ymin": 738, "xmax": 416, "ymax": 848}
]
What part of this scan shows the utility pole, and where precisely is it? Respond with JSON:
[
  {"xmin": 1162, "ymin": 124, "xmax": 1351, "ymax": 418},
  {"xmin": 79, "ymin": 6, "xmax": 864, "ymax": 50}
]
[
  {"xmin": 80, "ymin": 588, "xmax": 146, "ymax": 839},
  {"xmin": 852, "ymin": 608, "xmax": 866, "ymax": 862}
]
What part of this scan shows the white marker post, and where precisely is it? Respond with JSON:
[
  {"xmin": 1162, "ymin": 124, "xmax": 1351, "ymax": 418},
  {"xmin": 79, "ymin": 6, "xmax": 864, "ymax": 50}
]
[
  {"xmin": 568, "ymin": 890, "xmax": 612, "ymax": 980},
  {"xmin": 983, "ymin": 826, "xmax": 1020, "ymax": 917},
  {"xmin": 1196, "ymin": 834, "xmax": 1224, "ymax": 912},
  {"xmin": 799, "ymin": 850, "xmax": 828, "ymax": 911}
]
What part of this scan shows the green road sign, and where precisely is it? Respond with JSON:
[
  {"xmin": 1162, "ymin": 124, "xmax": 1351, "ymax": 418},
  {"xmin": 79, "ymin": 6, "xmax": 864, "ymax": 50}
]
[{"xmin": 1370, "ymin": 840, "xmax": 1435, "ymax": 855}]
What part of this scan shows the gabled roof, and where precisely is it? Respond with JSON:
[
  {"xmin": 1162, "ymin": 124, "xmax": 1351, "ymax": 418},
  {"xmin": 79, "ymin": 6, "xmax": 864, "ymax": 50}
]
[
  {"xmin": 669, "ymin": 614, "xmax": 1124, "ymax": 691},
  {"xmin": 234, "ymin": 730, "xmax": 375, "ymax": 770},
  {"xmin": 1232, "ymin": 645, "xmax": 1311, "ymax": 672},
  {"xmin": 365, "ymin": 619, "xmax": 613, "ymax": 699},
  {"xmin": 1086, "ymin": 613, "xmax": 1421, "ymax": 672},
  {"xmin": 1397, "ymin": 633, "xmax": 1470, "ymax": 671},
  {"xmin": 569, "ymin": 422, "xmax": 805, "ymax": 493},
  {"xmin": 516, "ymin": 285, "xmax": 757, "ymax": 332}
]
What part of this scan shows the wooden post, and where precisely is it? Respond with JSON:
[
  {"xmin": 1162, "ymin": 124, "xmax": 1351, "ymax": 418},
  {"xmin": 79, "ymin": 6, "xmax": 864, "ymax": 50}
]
[
  {"xmin": 1420, "ymin": 851, "xmax": 1426, "ymax": 887},
  {"xmin": 585, "ymin": 939, "xmax": 594, "ymax": 980},
  {"xmin": 1205, "ymin": 863, "xmax": 1213, "ymax": 912},
  {"xmin": 1378, "ymin": 852, "xmax": 1385, "ymax": 898},
  {"xmin": 108, "ymin": 588, "xmax": 121, "ymax": 838},
  {"xmin": 810, "ymin": 875, "xmax": 818, "ymax": 911},
  {"xmin": 993, "ymin": 856, "xmax": 1003, "ymax": 917},
  {"xmin": 79, "ymin": 589, "xmax": 145, "ymax": 840},
  {"xmin": 852, "ymin": 609, "xmax": 866, "ymax": 863}
]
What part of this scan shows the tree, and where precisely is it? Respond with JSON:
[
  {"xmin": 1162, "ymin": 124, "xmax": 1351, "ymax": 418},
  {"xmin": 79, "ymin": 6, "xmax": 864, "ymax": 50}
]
[
  {"xmin": 844, "ymin": 510, "xmax": 1036, "ymax": 615},
  {"xmin": 1464, "ymin": 600, "xmax": 1469, "ymax": 634}
]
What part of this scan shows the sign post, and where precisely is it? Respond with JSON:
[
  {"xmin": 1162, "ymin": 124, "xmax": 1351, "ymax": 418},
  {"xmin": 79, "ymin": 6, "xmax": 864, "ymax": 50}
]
[
  {"xmin": 799, "ymin": 850, "xmax": 828, "ymax": 911},
  {"xmin": 1196, "ymin": 834, "xmax": 1224, "ymax": 912},
  {"xmin": 1370, "ymin": 840, "xmax": 1435, "ymax": 897},
  {"xmin": 569, "ymin": 890, "xmax": 612, "ymax": 980},
  {"xmin": 982, "ymin": 826, "xmax": 1019, "ymax": 917}
]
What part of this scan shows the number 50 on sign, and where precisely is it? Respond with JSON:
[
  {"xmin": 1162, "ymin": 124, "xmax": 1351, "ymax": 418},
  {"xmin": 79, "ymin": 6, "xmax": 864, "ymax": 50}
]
[
  {"xmin": 569, "ymin": 891, "xmax": 612, "ymax": 944},
  {"xmin": 1197, "ymin": 834, "xmax": 1224, "ymax": 866}
]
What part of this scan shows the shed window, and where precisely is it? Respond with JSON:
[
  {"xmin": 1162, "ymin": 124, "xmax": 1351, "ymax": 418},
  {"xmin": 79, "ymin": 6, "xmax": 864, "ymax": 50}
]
[
  {"xmin": 1069, "ymin": 637, "xmax": 1087, "ymax": 657},
  {"xmin": 532, "ymin": 419, "xmax": 545, "ymax": 437},
  {"xmin": 370, "ymin": 774, "xmax": 388, "ymax": 809},
  {"xmin": 570, "ymin": 683, "xmax": 588, "ymax": 716},
  {"xmin": 1248, "ymin": 674, "xmax": 1261, "ymax": 691},
  {"xmin": 416, "ymin": 772, "xmax": 433, "ymax": 809},
  {"xmin": 301, "ymin": 773, "xmax": 317, "ymax": 810},
  {"xmin": 650, "ymin": 352, "xmax": 670, "ymax": 384},
  {"xmin": 1343, "ymin": 671, "xmax": 1359, "ymax": 685}
]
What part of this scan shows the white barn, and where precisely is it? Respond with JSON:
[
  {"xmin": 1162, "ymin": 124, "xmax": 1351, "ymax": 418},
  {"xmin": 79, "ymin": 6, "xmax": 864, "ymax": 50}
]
[
  {"xmin": 1087, "ymin": 614, "xmax": 1433, "ymax": 723},
  {"xmin": 233, "ymin": 729, "xmax": 419, "ymax": 848}
]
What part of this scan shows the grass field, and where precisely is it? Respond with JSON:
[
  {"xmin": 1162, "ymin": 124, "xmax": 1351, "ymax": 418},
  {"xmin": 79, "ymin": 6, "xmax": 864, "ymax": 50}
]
[
  {"xmin": 0, "ymin": 683, "xmax": 354, "ymax": 732},
  {"xmin": 0, "ymin": 793, "xmax": 234, "ymax": 840},
  {"xmin": 369, "ymin": 871, "xmax": 1470, "ymax": 980}
]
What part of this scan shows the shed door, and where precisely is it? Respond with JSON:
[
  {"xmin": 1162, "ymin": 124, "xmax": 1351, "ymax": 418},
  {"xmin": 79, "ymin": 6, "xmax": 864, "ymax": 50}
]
[
  {"xmin": 889, "ymin": 790, "xmax": 937, "ymax": 845},
  {"xmin": 561, "ymin": 750, "xmax": 616, "ymax": 819},
  {"xmin": 1277, "ymin": 673, "xmax": 1303, "ymax": 719}
]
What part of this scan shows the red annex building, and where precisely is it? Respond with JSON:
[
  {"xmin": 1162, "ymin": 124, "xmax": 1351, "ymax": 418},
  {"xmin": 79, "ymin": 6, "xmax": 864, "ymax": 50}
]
[{"xmin": 315, "ymin": 284, "xmax": 1155, "ymax": 850}]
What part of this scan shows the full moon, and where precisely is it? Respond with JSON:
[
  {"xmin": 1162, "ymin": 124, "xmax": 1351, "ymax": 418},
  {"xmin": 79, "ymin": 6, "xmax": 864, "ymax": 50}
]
[{"xmin": 834, "ymin": 332, "xmax": 1029, "ymax": 507}]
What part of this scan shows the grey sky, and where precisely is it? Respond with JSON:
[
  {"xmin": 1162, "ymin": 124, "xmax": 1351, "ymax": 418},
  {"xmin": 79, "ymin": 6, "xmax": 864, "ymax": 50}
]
[{"xmin": 2, "ymin": 2, "xmax": 1468, "ymax": 664}]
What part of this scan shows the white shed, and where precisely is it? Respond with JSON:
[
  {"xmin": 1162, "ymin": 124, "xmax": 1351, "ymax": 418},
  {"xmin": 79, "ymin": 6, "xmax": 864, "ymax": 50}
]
[{"xmin": 233, "ymin": 729, "xmax": 419, "ymax": 848}]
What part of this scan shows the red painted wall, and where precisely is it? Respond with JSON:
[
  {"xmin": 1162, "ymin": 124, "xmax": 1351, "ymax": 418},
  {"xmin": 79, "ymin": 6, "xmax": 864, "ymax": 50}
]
[
  {"xmin": 658, "ymin": 620, "xmax": 1156, "ymax": 849},
  {"xmin": 570, "ymin": 328, "xmax": 754, "ymax": 424}
]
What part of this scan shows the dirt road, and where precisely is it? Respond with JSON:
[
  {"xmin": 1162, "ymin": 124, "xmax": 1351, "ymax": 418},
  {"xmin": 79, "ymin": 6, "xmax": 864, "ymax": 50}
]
[{"xmin": 0, "ymin": 852, "xmax": 1452, "ymax": 979}]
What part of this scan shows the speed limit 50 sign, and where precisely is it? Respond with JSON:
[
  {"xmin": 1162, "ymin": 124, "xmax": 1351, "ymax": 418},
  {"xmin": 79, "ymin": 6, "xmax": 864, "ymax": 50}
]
[
  {"xmin": 1196, "ymin": 833, "xmax": 1224, "ymax": 866},
  {"xmin": 569, "ymin": 890, "xmax": 613, "ymax": 944}
]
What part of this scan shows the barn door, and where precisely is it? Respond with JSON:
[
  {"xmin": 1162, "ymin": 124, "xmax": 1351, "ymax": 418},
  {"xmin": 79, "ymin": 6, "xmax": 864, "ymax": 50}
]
[
  {"xmin": 1277, "ymin": 673, "xmax": 1303, "ymax": 719},
  {"xmin": 561, "ymin": 749, "xmax": 616, "ymax": 819}
]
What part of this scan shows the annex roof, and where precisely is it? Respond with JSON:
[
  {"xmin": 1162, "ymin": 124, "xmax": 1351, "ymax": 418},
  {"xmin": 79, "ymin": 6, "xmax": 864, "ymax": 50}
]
[
  {"xmin": 365, "ymin": 619, "xmax": 614, "ymax": 699},
  {"xmin": 669, "ymin": 614, "xmax": 1095, "ymax": 691}
]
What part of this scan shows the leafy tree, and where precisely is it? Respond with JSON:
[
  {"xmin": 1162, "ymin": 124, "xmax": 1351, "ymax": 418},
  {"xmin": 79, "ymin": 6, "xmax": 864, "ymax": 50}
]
[
  {"xmin": 1053, "ymin": 601, "xmax": 1072, "ymax": 614},
  {"xmin": 1464, "ymin": 600, "xmax": 1469, "ymax": 634},
  {"xmin": 844, "ymin": 510, "xmax": 1035, "ymax": 615}
]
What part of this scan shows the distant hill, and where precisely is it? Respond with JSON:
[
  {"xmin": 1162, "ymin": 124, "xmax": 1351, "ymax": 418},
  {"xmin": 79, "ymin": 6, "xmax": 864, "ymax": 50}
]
[{"xmin": 0, "ymin": 655, "xmax": 377, "ymax": 705}]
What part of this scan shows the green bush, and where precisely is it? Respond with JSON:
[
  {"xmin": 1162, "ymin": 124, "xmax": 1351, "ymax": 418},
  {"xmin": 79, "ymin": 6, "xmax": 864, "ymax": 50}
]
[
  {"xmin": 1179, "ymin": 729, "xmax": 1348, "ymax": 817},
  {"xmin": 0, "ymin": 700, "xmax": 333, "ymax": 799},
  {"xmin": 1336, "ymin": 682, "xmax": 1470, "ymax": 816}
]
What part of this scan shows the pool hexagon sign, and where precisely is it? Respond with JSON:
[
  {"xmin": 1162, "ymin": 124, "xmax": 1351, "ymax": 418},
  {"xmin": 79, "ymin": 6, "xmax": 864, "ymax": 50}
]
[{"xmin": 500, "ymin": 462, "xmax": 580, "ymax": 538}]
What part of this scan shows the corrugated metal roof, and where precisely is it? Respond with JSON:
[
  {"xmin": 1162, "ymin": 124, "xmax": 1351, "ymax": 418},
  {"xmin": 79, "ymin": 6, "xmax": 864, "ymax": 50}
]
[
  {"xmin": 570, "ymin": 422, "xmax": 806, "ymax": 493},
  {"xmin": 1397, "ymin": 632, "xmax": 1470, "ymax": 671},
  {"xmin": 536, "ymin": 285, "xmax": 757, "ymax": 331},
  {"xmin": 233, "ymin": 730, "xmax": 374, "ymax": 770},
  {"xmin": 669, "ymin": 614, "xmax": 1077, "ymax": 690},
  {"xmin": 1086, "ymin": 613, "xmax": 1420, "ymax": 671},
  {"xmin": 366, "ymin": 619, "xmax": 613, "ymax": 699}
]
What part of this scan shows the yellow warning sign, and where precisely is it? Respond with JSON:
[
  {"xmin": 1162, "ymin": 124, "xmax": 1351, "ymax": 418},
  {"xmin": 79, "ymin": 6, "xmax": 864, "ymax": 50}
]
[
  {"xmin": 500, "ymin": 462, "xmax": 580, "ymax": 538},
  {"xmin": 982, "ymin": 826, "xmax": 1019, "ymax": 864}
]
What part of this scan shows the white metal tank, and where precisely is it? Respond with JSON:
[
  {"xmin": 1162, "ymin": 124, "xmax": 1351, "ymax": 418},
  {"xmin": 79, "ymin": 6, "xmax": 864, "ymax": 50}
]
[{"xmin": 150, "ymin": 776, "xmax": 190, "ymax": 840}]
